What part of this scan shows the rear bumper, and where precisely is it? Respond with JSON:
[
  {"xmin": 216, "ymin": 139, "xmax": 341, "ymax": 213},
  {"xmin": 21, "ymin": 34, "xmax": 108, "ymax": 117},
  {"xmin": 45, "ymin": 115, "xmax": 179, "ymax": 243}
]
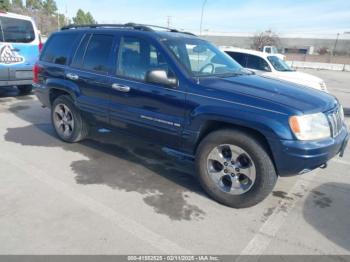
[
  {"xmin": 33, "ymin": 84, "xmax": 51, "ymax": 108},
  {"xmin": 270, "ymin": 124, "xmax": 349, "ymax": 176},
  {"xmin": 0, "ymin": 79, "xmax": 33, "ymax": 86},
  {"xmin": 0, "ymin": 66, "xmax": 34, "ymax": 86}
]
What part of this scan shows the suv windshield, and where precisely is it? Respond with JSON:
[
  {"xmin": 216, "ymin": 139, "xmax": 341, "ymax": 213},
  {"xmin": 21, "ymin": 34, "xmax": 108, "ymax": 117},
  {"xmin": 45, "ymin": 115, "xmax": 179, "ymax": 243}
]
[
  {"xmin": 164, "ymin": 38, "xmax": 246, "ymax": 77},
  {"xmin": 0, "ymin": 17, "xmax": 35, "ymax": 43},
  {"xmin": 267, "ymin": 55, "xmax": 293, "ymax": 72}
]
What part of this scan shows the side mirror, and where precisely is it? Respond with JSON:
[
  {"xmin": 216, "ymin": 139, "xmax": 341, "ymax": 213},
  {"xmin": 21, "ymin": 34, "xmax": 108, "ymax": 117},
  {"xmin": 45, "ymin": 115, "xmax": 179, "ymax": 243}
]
[
  {"xmin": 264, "ymin": 66, "xmax": 272, "ymax": 72},
  {"xmin": 145, "ymin": 69, "xmax": 178, "ymax": 88}
]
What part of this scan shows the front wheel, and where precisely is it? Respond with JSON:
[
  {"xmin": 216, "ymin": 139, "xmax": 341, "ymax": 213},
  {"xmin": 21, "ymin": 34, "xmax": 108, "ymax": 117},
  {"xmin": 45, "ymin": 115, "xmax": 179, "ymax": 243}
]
[
  {"xmin": 196, "ymin": 129, "xmax": 277, "ymax": 208},
  {"xmin": 51, "ymin": 95, "xmax": 89, "ymax": 143}
]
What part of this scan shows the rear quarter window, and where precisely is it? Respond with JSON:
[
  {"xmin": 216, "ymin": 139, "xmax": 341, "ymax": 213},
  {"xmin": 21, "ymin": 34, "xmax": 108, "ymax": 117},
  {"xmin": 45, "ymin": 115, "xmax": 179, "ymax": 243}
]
[
  {"xmin": 41, "ymin": 33, "xmax": 80, "ymax": 65},
  {"xmin": 0, "ymin": 17, "xmax": 35, "ymax": 43}
]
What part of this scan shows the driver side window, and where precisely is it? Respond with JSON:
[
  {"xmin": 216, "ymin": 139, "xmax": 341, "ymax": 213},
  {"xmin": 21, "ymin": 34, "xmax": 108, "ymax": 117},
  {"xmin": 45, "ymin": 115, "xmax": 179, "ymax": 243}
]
[
  {"xmin": 246, "ymin": 55, "xmax": 271, "ymax": 72},
  {"xmin": 117, "ymin": 36, "xmax": 171, "ymax": 81}
]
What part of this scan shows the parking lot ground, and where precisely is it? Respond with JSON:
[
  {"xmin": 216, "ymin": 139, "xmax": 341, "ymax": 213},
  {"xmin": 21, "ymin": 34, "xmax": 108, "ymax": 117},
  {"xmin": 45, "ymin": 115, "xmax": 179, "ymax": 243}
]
[{"xmin": 0, "ymin": 70, "xmax": 349, "ymax": 255}]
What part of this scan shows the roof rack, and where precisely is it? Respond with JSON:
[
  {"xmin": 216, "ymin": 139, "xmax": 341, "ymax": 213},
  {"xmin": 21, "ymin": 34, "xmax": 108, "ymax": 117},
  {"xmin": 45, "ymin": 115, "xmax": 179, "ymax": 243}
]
[
  {"xmin": 61, "ymin": 23, "xmax": 197, "ymax": 36},
  {"xmin": 61, "ymin": 23, "xmax": 151, "ymax": 31}
]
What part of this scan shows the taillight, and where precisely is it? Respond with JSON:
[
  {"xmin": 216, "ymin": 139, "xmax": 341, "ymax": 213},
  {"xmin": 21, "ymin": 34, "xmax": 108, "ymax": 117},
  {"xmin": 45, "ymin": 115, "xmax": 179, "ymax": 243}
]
[
  {"xmin": 33, "ymin": 63, "xmax": 41, "ymax": 84},
  {"xmin": 39, "ymin": 42, "xmax": 43, "ymax": 52},
  {"xmin": 38, "ymin": 35, "xmax": 43, "ymax": 52}
]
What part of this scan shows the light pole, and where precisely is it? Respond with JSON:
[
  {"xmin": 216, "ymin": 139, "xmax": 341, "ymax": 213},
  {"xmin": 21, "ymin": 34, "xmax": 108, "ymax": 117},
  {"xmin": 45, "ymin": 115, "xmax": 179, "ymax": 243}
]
[
  {"xmin": 199, "ymin": 0, "xmax": 208, "ymax": 36},
  {"xmin": 332, "ymin": 33, "xmax": 340, "ymax": 56}
]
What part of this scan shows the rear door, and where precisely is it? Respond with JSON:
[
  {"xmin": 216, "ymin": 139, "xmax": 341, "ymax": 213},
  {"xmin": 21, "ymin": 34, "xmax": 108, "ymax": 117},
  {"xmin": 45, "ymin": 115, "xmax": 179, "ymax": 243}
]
[
  {"xmin": 0, "ymin": 15, "xmax": 39, "ymax": 82},
  {"xmin": 66, "ymin": 33, "xmax": 116, "ymax": 124}
]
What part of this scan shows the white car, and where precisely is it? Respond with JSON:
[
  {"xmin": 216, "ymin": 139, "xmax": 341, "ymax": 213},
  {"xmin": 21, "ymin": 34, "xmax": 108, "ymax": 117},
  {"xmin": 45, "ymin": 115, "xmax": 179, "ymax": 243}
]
[{"xmin": 221, "ymin": 47, "xmax": 328, "ymax": 92}]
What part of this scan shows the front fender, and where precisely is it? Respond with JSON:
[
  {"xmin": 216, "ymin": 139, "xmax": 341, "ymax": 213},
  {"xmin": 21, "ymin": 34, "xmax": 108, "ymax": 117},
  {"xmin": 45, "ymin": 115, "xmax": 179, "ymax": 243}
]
[{"xmin": 188, "ymin": 105, "xmax": 294, "ymax": 140}]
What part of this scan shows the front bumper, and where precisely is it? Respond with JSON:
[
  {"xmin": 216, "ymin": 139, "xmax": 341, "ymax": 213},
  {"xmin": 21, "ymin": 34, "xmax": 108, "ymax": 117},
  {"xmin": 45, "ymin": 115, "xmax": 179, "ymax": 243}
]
[{"xmin": 270, "ymin": 125, "xmax": 349, "ymax": 176}]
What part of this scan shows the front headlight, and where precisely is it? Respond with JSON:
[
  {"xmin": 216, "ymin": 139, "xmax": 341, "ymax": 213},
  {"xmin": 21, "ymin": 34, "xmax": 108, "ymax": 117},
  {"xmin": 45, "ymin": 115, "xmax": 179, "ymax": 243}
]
[{"xmin": 289, "ymin": 113, "xmax": 331, "ymax": 140}]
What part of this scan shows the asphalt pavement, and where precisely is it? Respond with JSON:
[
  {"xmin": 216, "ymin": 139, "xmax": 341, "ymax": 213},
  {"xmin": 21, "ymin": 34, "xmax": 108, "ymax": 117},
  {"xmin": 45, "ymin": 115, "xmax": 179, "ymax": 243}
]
[{"xmin": 0, "ymin": 69, "xmax": 349, "ymax": 255}]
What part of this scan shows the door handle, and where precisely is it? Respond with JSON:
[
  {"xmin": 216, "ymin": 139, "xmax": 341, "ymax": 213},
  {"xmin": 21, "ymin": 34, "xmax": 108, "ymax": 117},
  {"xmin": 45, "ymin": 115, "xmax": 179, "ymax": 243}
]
[
  {"xmin": 66, "ymin": 73, "xmax": 79, "ymax": 81},
  {"xmin": 111, "ymin": 83, "xmax": 130, "ymax": 93}
]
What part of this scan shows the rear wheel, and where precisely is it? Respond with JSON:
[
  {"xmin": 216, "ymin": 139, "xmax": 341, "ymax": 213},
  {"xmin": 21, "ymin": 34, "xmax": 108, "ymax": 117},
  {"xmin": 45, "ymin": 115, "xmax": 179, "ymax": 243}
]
[
  {"xmin": 17, "ymin": 85, "xmax": 32, "ymax": 94},
  {"xmin": 51, "ymin": 95, "xmax": 89, "ymax": 143},
  {"xmin": 196, "ymin": 129, "xmax": 277, "ymax": 208}
]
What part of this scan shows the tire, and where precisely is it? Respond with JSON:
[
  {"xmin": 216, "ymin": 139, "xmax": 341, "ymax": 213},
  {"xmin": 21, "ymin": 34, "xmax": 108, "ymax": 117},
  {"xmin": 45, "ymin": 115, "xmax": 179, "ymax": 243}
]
[
  {"xmin": 17, "ymin": 85, "xmax": 32, "ymax": 94},
  {"xmin": 195, "ymin": 129, "xmax": 277, "ymax": 208},
  {"xmin": 51, "ymin": 95, "xmax": 89, "ymax": 143}
]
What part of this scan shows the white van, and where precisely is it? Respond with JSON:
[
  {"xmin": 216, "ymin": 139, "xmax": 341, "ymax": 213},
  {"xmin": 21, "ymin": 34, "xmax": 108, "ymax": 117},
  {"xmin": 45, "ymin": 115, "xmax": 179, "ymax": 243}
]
[
  {"xmin": 0, "ymin": 12, "xmax": 41, "ymax": 93},
  {"xmin": 221, "ymin": 46, "xmax": 328, "ymax": 93}
]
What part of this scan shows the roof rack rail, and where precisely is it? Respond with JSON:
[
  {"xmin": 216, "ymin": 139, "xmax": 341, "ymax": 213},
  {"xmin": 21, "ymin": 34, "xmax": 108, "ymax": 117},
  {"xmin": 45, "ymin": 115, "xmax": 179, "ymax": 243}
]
[
  {"xmin": 61, "ymin": 23, "xmax": 197, "ymax": 36},
  {"xmin": 61, "ymin": 23, "xmax": 152, "ymax": 31}
]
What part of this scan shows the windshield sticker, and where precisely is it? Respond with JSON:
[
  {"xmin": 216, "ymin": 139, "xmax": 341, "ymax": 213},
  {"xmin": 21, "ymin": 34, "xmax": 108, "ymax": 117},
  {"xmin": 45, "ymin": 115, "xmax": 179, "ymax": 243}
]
[{"xmin": 0, "ymin": 44, "xmax": 25, "ymax": 65}]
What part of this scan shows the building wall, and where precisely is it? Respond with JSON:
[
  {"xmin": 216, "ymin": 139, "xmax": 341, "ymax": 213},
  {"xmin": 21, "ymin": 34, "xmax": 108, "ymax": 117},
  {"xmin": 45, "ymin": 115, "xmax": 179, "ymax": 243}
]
[{"xmin": 203, "ymin": 35, "xmax": 350, "ymax": 54}]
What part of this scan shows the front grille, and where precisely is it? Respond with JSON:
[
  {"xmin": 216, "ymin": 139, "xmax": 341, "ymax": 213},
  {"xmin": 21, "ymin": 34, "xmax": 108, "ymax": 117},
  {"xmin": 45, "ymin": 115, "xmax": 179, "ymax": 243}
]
[{"xmin": 327, "ymin": 108, "xmax": 343, "ymax": 137}]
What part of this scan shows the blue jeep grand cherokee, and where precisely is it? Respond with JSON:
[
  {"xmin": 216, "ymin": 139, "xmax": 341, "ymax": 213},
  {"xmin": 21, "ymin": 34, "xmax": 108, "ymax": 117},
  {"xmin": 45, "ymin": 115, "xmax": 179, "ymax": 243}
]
[{"xmin": 34, "ymin": 24, "xmax": 349, "ymax": 208}]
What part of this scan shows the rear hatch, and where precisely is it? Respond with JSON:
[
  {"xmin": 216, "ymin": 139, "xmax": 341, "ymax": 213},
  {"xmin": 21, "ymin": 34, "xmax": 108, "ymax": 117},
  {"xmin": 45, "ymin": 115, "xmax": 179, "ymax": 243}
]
[{"xmin": 0, "ymin": 15, "xmax": 39, "ymax": 81}]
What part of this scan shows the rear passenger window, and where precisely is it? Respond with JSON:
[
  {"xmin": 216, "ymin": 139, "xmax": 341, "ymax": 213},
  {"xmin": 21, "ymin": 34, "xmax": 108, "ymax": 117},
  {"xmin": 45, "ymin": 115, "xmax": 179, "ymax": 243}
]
[
  {"xmin": 41, "ymin": 33, "xmax": 79, "ymax": 65},
  {"xmin": 82, "ymin": 34, "xmax": 114, "ymax": 73},
  {"xmin": 227, "ymin": 52, "xmax": 246, "ymax": 67}
]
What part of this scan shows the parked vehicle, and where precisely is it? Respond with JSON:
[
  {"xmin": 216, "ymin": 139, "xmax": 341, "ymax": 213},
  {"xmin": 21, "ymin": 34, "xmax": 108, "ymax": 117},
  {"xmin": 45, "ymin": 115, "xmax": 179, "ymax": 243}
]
[
  {"xmin": 34, "ymin": 24, "xmax": 348, "ymax": 208},
  {"xmin": 0, "ymin": 12, "xmax": 41, "ymax": 94},
  {"xmin": 221, "ymin": 47, "xmax": 328, "ymax": 92},
  {"xmin": 262, "ymin": 45, "xmax": 285, "ymax": 60}
]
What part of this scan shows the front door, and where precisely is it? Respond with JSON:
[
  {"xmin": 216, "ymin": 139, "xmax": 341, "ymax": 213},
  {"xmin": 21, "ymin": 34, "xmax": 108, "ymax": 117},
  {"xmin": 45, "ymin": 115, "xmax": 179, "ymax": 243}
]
[{"xmin": 109, "ymin": 35, "xmax": 186, "ymax": 148}]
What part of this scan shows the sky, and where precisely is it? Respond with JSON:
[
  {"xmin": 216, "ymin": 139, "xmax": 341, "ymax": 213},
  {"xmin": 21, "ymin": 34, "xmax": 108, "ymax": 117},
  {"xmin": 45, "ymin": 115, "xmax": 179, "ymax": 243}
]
[{"xmin": 55, "ymin": 0, "xmax": 350, "ymax": 38}]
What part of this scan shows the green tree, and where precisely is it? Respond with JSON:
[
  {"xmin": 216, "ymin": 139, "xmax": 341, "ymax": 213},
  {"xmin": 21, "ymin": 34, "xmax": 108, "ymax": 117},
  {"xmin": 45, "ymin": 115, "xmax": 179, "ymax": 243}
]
[
  {"xmin": 42, "ymin": 0, "xmax": 57, "ymax": 15},
  {"xmin": 0, "ymin": 0, "xmax": 10, "ymax": 11},
  {"xmin": 58, "ymin": 13, "xmax": 67, "ymax": 27},
  {"xmin": 26, "ymin": 0, "xmax": 42, "ymax": 10},
  {"xmin": 85, "ymin": 12, "xmax": 96, "ymax": 24},
  {"xmin": 73, "ymin": 9, "xmax": 87, "ymax": 25},
  {"xmin": 12, "ymin": 0, "xmax": 23, "ymax": 9}
]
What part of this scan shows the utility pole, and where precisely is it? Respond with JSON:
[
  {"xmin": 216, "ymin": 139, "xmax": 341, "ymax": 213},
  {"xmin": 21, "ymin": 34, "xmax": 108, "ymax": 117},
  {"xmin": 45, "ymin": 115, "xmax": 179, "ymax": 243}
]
[
  {"xmin": 199, "ymin": 0, "xmax": 208, "ymax": 36},
  {"xmin": 57, "ymin": 13, "xmax": 60, "ymax": 30},
  {"xmin": 333, "ymin": 33, "xmax": 340, "ymax": 56},
  {"xmin": 65, "ymin": 4, "xmax": 68, "ymax": 25},
  {"xmin": 166, "ymin": 16, "xmax": 172, "ymax": 28}
]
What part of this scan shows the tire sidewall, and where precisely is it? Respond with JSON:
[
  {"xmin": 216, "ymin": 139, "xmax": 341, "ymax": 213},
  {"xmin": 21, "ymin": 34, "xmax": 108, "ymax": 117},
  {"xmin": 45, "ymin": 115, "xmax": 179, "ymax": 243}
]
[{"xmin": 196, "ymin": 129, "xmax": 277, "ymax": 208}]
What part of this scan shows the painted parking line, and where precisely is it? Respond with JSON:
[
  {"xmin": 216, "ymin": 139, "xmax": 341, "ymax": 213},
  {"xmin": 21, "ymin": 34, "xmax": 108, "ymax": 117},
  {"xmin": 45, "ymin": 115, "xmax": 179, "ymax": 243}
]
[
  {"xmin": 238, "ymin": 171, "xmax": 319, "ymax": 257},
  {"xmin": 0, "ymin": 152, "xmax": 191, "ymax": 254},
  {"xmin": 332, "ymin": 158, "xmax": 350, "ymax": 166}
]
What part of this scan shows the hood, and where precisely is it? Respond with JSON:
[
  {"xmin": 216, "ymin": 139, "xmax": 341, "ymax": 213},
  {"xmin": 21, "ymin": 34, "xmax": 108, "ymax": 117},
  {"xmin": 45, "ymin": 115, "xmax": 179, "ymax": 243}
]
[
  {"xmin": 198, "ymin": 74, "xmax": 337, "ymax": 114},
  {"xmin": 263, "ymin": 71, "xmax": 325, "ymax": 91}
]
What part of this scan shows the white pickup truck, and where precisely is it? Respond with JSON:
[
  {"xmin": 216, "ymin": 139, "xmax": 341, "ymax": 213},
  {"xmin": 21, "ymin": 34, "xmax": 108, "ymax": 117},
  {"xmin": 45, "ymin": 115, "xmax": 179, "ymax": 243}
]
[{"xmin": 262, "ymin": 46, "xmax": 286, "ymax": 60}]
